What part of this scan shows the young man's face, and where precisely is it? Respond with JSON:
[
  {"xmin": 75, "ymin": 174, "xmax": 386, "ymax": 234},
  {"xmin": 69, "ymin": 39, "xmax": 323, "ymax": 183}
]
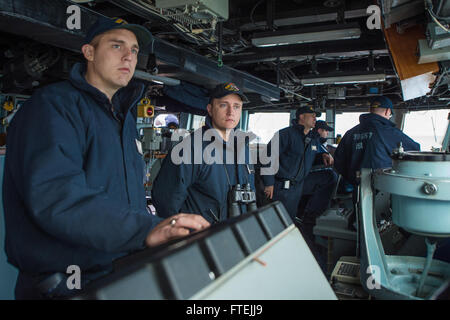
[
  {"xmin": 207, "ymin": 93, "xmax": 243, "ymax": 132},
  {"xmin": 317, "ymin": 128, "xmax": 329, "ymax": 138},
  {"xmin": 83, "ymin": 28, "xmax": 139, "ymax": 91}
]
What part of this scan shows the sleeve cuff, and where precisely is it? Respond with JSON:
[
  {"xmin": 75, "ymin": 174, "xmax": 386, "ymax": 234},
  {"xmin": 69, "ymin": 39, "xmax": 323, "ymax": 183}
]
[{"xmin": 262, "ymin": 175, "xmax": 275, "ymax": 187}]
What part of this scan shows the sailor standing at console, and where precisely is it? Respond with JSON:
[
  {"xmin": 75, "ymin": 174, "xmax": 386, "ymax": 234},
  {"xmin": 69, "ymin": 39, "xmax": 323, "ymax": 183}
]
[
  {"xmin": 2, "ymin": 17, "xmax": 209, "ymax": 299},
  {"xmin": 314, "ymin": 120, "xmax": 337, "ymax": 155},
  {"xmin": 152, "ymin": 83, "xmax": 256, "ymax": 223},
  {"xmin": 262, "ymin": 106, "xmax": 333, "ymax": 220},
  {"xmin": 300, "ymin": 121, "xmax": 338, "ymax": 225},
  {"xmin": 334, "ymin": 96, "xmax": 420, "ymax": 186}
]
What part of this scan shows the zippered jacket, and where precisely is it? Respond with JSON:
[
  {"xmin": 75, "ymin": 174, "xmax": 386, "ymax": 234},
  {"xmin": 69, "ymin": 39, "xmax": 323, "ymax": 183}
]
[
  {"xmin": 261, "ymin": 120, "xmax": 325, "ymax": 187},
  {"xmin": 152, "ymin": 116, "xmax": 255, "ymax": 223},
  {"xmin": 334, "ymin": 113, "xmax": 420, "ymax": 185},
  {"xmin": 3, "ymin": 63, "xmax": 160, "ymax": 276}
]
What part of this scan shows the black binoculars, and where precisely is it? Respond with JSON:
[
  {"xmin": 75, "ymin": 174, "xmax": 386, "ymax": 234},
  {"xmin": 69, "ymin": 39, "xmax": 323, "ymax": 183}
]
[{"xmin": 228, "ymin": 184, "xmax": 257, "ymax": 218}]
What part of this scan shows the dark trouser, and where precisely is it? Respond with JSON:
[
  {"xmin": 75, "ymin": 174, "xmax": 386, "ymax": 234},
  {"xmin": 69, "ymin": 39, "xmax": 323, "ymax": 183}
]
[
  {"xmin": 302, "ymin": 169, "xmax": 338, "ymax": 220},
  {"xmin": 272, "ymin": 179, "xmax": 304, "ymax": 220},
  {"xmin": 15, "ymin": 272, "xmax": 43, "ymax": 300},
  {"xmin": 299, "ymin": 170, "xmax": 337, "ymax": 276},
  {"xmin": 15, "ymin": 272, "xmax": 75, "ymax": 300},
  {"xmin": 435, "ymin": 238, "xmax": 450, "ymax": 263},
  {"xmin": 272, "ymin": 179, "xmax": 326, "ymax": 273},
  {"xmin": 15, "ymin": 267, "xmax": 110, "ymax": 300}
]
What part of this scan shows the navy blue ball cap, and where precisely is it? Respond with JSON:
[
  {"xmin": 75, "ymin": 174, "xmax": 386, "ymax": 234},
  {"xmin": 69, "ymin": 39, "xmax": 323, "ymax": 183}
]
[
  {"xmin": 371, "ymin": 96, "xmax": 394, "ymax": 115},
  {"xmin": 296, "ymin": 106, "xmax": 321, "ymax": 118},
  {"xmin": 85, "ymin": 16, "xmax": 153, "ymax": 49},
  {"xmin": 165, "ymin": 114, "xmax": 179, "ymax": 126},
  {"xmin": 210, "ymin": 82, "xmax": 249, "ymax": 104},
  {"xmin": 315, "ymin": 120, "xmax": 334, "ymax": 131}
]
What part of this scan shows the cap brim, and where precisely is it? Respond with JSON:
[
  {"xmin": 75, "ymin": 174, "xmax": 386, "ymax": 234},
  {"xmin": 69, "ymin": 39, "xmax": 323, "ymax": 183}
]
[
  {"xmin": 119, "ymin": 24, "xmax": 153, "ymax": 49},
  {"xmin": 213, "ymin": 92, "xmax": 250, "ymax": 104},
  {"xmin": 299, "ymin": 110, "xmax": 321, "ymax": 117},
  {"xmin": 237, "ymin": 93, "xmax": 250, "ymax": 104}
]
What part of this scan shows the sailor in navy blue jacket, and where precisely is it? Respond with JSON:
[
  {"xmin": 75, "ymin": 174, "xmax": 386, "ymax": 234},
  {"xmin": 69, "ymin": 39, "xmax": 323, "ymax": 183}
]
[
  {"xmin": 2, "ymin": 17, "xmax": 208, "ymax": 299},
  {"xmin": 152, "ymin": 83, "xmax": 255, "ymax": 223},
  {"xmin": 261, "ymin": 106, "xmax": 333, "ymax": 219},
  {"xmin": 301, "ymin": 120, "xmax": 338, "ymax": 219},
  {"xmin": 334, "ymin": 96, "xmax": 420, "ymax": 186}
]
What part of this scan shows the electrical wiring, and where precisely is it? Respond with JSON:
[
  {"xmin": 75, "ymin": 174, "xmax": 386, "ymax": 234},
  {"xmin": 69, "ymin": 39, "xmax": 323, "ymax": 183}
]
[
  {"xmin": 435, "ymin": 87, "xmax": 449, "ymax": 96},
  {"xmin": 281, "ymin": 87, "xmax": 312, "ymax": 102},
  {"xmin": 426, "ymin": 0, "xmax": 450, "ymax": 21},
  {"xmin": 119, "ymin": 0, "xmax": 220, "ymax": 46},
  {"xmin": 250, "ymin": 0, "xmax": 265, "ymax": 26},
  {"xmin": 431, "ymin": 70, "xmax": 449, "ymax": 96},
  {"xmin": 382, "ymin": 84, "xmax": 400, "ymax": 92},
  {"xmin": 425, "ymin": 0, "xmax": 449, "ymax": 32},
  {"xmin": 429, "ymin": 9, "xmax": 449, "ymax": 32}
]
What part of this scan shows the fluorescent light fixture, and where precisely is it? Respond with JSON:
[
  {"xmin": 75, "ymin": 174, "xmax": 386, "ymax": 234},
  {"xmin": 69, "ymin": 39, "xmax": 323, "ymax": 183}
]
[
  {"xmin": 133, "ymin": 70, "xmax": 180, "ymax": 86},
  {"xmin": 252, "ymin": 24, "xmax": 361, "ymax": 47},
  {"xmin": 301, "ymin": 74, "xmax": 386, "ymax": 86}
]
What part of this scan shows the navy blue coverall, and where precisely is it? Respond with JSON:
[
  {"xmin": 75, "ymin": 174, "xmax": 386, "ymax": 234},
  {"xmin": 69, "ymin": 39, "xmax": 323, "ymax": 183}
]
[
  {"xmin": 2, "ymin": 63, "xmax": 160, "ymax": 299},
  {"xmin": 333, "ymin": 113, "xmax": 423, "ymax": 259},
  {"xmin": 152, "ymin": 116, "xmax": 255, "ymax": 223},
  {"xmin": 301, "ymin": 136, "xmax": 338, "ymax": 219},
  {"xmin": 334, "ymin": 113, "xmax": 420, "ymax": 185},
  {"xmin": 261, "ymin": 120, "xmax": 325, "ymax": 220}
]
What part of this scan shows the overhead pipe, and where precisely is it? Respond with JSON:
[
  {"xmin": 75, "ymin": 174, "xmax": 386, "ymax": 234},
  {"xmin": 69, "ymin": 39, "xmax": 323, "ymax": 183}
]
[{"xmin": 133, "ymin": 70, "xmax": 180, "ymax": 86}]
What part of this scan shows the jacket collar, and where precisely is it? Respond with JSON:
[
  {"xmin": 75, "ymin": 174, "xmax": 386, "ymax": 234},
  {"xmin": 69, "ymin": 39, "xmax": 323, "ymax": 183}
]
[
  {"xmin": 360, "ymin": 113, "xmax": 395, "ymax": 128},
  {"xmin": 68, "ymin": 63, "xmax": 144, "ymax": 112},
  {"xmin": 291, "ymin": 119, "xmax": 312, "ymax": 136},
  {"xmin": 203, "ymin": 115, "xmax": 226, "ymax": 145},
  {"xmin": 203, "ymin": 115, "xmax": 249, "ymax": 146},
  {"xmin": 205, "ymin": 114, "xmax": 214, "ymax": 129}
]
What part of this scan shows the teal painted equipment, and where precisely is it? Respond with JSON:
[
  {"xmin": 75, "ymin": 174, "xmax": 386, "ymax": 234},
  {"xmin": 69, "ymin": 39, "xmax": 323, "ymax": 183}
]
[{"xmin": 359, "ymin": 150, "xmax": 450, "ymax": 300}]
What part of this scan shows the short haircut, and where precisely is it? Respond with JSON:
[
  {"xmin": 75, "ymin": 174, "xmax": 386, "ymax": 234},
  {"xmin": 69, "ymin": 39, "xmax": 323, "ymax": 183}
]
[
  {"xmin": 89, "ymin": 33, "xmax": 102, "ymax": 48},
  {"xmin": 370, "ymin": 106, "xmax": 386, "ymax": 114}
]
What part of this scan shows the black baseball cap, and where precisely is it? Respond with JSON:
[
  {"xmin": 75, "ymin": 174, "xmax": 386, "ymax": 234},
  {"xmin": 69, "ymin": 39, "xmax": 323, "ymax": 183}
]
[
  {"xmin": 371, "ymin": 96, "xmax": 394, "ymax": 115},
  {"xmin": 296, "ymin": 106, "xmax": 321, "ymax": 118},
  {"xmin": 210, "ymin": 83, "xmax": 249, "ymax": 104},
  {"xmin": 85, "ymin": 16, "xmax": 153, "ymax": 49},
  {"xmin": 315, "ymin": 120, "xmax": 334, "ymax": 131}
]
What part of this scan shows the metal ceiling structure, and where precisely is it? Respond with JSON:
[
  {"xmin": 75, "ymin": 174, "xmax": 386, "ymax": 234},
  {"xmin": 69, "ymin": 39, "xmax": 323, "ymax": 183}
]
[{"xmin": 0, "ymin": 0, "xmax": 449, "ymax": 112}]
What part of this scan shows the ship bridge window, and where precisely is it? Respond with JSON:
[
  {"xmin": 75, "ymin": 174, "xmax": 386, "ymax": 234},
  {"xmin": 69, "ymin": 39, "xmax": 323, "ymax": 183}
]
[
  {"xmin": 403, "ymin": 109, "xmax": 449, "ymax": 151},
  {"xmin": 334, "ymin": 112, "xmax": 365, "ymax": 139},
  {"xmin": 248, "ymin": 112, "xmax": 290, "ymax": 144},
  {"xmin": 317, "ymin": 113, "xmax": 326, "ymax": 121},
  {"xmin": 191, "ymin": 115, "xmax": 206, "ymax": 130}
]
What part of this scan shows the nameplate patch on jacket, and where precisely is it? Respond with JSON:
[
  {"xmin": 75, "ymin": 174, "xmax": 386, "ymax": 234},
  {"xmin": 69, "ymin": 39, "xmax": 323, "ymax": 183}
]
[
  {"xmin": 311, "ymin": 145, "xmax": 317, "ymax": 151},
  {"xmin": 135, "ymin": 139, "xmax": 143, "ymax": 155}
]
